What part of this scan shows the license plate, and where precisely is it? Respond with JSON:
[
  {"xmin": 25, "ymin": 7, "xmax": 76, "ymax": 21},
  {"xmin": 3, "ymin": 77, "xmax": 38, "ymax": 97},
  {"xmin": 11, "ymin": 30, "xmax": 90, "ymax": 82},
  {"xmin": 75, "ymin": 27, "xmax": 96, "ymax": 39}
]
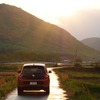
[{"xmin": 30, "ymin": 82, "xmax": 37, "ymax": 85}]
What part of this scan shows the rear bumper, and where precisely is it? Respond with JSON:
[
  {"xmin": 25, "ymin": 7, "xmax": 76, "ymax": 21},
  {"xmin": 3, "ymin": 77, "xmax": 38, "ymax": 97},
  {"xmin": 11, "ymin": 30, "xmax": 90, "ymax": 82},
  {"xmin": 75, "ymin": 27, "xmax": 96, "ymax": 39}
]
[
  {"xmin": 17, "ymin": 79, "xmax": 50, "ymax": 90},
  {"xmin": 18, "ymin": 85, "xmax": 49, "ymax": 90}
]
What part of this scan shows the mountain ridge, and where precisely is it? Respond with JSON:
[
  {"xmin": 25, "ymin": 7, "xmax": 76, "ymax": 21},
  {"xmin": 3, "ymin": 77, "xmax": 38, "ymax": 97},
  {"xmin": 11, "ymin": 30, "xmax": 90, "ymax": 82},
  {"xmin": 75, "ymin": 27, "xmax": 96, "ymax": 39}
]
[
  {"xmin": 81, "ymin": 37, "xmax": 100, "ymax": 51},
  {"xmin": 0, "ymin": 4, "xmax": 100, "ymax": 61}
]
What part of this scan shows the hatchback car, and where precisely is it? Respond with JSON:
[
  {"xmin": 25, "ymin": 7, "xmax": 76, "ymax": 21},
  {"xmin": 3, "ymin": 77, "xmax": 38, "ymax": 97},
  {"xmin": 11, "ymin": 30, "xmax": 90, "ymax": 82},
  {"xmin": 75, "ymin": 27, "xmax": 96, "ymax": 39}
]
[{"xmin": 17, "ymin": 63, "xmax": 50, "ymax": 95}]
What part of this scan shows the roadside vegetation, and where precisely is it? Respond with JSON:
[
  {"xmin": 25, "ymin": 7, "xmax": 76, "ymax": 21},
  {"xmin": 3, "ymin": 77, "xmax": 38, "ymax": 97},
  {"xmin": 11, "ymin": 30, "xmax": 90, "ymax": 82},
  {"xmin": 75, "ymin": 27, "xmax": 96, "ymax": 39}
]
[
  {"xmin": 0, "ymin": 64, "xmax": 19, "ymax": 72},
  {"xmin": 54, "ymin": 66, "xmax": 100, "ymax": 100},
  {"xmin": 0, "ymin": 76, "xmax": 17, "ymax": 100},
  {"xmin": 0, "ymin": 64, "xmax": 20, "ymax": 100}
]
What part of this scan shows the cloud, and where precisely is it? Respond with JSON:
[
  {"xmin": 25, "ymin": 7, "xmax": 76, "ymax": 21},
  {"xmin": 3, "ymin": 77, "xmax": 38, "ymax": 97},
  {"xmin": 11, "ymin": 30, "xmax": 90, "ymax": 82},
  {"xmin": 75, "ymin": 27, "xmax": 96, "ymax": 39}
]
[{"xmin": 58, "ymin": 9, "xmax": 100, "ymax": 40}]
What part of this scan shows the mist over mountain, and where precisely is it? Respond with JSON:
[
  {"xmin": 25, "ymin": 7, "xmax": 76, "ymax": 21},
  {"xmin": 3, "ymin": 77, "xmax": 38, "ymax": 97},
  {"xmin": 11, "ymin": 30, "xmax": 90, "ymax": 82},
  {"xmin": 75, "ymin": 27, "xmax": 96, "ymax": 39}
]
[
  {"xmin": 0, "ymin": 4, "xmax": 100, "ymax": 61},
  {"xmin": 58, "ymin": 9, "xmax": 100, "ymax": 40},
  {"xmin": 81, "ymin": 37, "xmax": 100, "ymax": 51}
]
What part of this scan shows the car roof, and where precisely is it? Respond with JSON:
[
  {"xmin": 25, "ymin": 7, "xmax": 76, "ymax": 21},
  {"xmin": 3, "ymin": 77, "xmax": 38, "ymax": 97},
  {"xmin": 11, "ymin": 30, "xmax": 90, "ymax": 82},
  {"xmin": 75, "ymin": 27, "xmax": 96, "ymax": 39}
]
[{"xmin": 23, "ymin": 63, "xmax": 45, "ymax": 67}]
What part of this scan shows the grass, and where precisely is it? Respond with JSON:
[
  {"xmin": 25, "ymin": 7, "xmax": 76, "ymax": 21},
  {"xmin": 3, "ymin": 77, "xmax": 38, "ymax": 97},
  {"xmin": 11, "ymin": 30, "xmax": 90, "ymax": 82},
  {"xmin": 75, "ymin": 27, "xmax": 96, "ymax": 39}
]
[
  {"xmin": 0, "ymin": 64, "xmax": 21, "ymax": 72},
  {"xmin": 0, "ymin": 64, "xmax": 20, "ymax": 99},
  {"xmin": 0, "ymin": 76, "xmax": 17, "ymax": 100},
  {"xmin": 54, "ymin": 67, "xmax": 100, "ymax": 100}
]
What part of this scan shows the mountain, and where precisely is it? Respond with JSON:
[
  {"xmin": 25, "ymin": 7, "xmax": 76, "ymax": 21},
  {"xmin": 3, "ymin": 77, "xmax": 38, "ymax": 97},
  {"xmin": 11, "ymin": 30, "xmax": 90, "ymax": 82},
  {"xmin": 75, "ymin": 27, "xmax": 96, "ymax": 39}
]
[
  {"xmin": 81, "ymin": 37, "xmax": 100, "ymax": 51},
  {"xmin": 0, "ymin": 4, "xmax": 100, "ymax": 61}
]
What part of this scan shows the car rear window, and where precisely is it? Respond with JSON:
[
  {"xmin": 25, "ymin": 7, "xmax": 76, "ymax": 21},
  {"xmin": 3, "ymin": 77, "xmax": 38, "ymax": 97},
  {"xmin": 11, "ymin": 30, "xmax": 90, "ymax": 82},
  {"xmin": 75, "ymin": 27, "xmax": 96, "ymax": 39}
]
[{"xmin": 22, "ymin": 66, "xmax": 45, "ymax": 74}]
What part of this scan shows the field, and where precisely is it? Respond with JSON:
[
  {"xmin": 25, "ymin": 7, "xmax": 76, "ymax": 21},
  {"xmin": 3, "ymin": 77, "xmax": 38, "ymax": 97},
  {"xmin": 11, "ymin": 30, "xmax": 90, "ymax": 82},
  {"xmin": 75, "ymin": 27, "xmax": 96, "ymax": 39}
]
[
  {"xmin": 0, "ymin": 76, "xmax": 17, "ymax": 100},
  {"xmin": 0, "ymin": 64, "xmax": 100, "ymax": 100},
  {"xmin": 54, "ymin": 67, "xmax": 100, "ymax": 100},
  {"xmin": 0, "ymin": 64, "xmax": 20, "ymax": 100}
]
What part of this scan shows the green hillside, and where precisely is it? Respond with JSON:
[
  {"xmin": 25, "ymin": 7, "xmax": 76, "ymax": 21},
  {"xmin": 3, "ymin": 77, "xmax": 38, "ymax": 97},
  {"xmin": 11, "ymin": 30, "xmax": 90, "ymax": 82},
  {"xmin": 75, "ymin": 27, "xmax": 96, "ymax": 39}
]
[{"xmin": 0, "ymin": 4, "xmax": 100, "ymax": 62}]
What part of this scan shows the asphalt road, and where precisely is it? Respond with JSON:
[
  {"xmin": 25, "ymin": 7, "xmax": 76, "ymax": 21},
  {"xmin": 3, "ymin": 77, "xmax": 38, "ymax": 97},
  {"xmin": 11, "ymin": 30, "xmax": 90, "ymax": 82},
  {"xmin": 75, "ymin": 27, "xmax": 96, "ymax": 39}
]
[{"xmin": 4, "ymin": 69, "xmax": 68, "ymax": 100}]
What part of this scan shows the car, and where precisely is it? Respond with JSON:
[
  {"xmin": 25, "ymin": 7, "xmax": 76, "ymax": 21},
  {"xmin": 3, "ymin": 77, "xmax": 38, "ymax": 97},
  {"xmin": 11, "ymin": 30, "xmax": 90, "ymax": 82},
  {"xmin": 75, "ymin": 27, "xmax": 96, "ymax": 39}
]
[{"xmin": 17, "ymin": 63, "xmax": 51, "ymax": 95}]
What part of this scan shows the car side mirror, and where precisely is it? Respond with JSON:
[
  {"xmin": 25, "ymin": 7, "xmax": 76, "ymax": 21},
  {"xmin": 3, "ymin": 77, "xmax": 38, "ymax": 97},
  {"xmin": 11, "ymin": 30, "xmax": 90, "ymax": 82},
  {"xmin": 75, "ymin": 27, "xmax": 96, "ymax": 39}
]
[{"xmin": 48, "ymin": 70, "xmax": 52, "ymax": 73}]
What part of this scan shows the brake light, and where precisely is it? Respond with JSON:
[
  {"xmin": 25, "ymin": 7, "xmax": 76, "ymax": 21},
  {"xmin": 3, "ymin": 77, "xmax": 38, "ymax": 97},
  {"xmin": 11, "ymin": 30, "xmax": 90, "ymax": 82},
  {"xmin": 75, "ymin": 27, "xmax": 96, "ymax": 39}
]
[
  {"xmin": 18, "ymin": 74, "xmax": 23, "ymax": 79},
  {"xmin": 18, "ymin": 74, "xmax": 23, "ymax": 84},
  {"xmin": 44, "ymin": 74, "xmax": 47, "ymax": 78}
]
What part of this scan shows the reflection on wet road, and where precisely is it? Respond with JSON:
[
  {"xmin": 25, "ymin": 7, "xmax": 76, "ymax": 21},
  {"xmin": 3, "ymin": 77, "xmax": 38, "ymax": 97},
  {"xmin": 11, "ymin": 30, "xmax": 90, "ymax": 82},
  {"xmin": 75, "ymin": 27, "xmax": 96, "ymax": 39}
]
[{"xmin": 5, "ymin": 69, "xmax": 68, "ymax": 100}]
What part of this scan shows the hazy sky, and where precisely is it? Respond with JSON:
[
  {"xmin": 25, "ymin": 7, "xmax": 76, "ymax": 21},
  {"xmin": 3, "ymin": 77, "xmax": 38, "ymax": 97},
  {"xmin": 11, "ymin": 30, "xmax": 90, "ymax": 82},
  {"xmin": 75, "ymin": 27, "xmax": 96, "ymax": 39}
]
[{"xmin": 0, "ymin": 0, "xmax": 100, "ymax": 40}]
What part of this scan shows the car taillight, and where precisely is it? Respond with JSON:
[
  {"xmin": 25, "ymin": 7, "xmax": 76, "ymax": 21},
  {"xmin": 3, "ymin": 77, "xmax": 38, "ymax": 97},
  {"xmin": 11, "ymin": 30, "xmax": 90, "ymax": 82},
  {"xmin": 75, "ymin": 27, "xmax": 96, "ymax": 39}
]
[
  {"xmin": 44, "ymin": 74, "xmax": 50, "ymax": 85},
  {"xmin": 44, "ymin": 74, "xmax": 50, "ymax": 81},
  {"xmin": 18, "ymin": 74, "xmax": 23, "ymax": 84},
  {"xmin": 44, "ymin": 74, "xmax": 49, "ymax": 79},
  {"xmin": 18, "ymin": 74, "xmax": 23, "ymax": 79}
]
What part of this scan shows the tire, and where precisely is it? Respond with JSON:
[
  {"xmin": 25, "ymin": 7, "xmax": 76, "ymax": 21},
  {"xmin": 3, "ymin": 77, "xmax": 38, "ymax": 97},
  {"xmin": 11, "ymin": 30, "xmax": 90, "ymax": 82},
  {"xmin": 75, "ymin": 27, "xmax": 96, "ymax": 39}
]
[
  {"xmin": 45, "ymin": 86, "xmax": 50, "ymax": 95},
  {"xmin": 18, "ymin": 87, "xmax": 23, "ymax": 95}
]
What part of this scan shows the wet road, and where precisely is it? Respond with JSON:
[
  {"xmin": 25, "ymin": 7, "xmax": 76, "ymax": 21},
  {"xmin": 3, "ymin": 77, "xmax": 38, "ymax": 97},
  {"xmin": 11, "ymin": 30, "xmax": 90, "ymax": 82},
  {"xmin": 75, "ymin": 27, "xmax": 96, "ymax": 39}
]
[{"xmin": 5, "ymin": 69, "xmax": 68, "ymax": 100}]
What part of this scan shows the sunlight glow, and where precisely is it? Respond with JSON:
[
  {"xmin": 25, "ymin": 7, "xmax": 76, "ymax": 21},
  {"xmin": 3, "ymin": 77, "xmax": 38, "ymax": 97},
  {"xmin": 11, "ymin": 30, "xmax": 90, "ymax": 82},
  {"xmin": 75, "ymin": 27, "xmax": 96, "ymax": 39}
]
[{"xmin": 0, "ymin": 0, "xmax": 100, "ymax": 24}]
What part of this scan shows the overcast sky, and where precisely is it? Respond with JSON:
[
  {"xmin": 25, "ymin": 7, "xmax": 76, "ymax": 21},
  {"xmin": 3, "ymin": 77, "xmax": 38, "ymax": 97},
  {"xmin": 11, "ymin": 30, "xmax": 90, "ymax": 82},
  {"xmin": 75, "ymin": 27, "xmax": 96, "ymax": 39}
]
[{"xmin": 0, "ymin": 0, "xmax": 100, "ymax": 40}]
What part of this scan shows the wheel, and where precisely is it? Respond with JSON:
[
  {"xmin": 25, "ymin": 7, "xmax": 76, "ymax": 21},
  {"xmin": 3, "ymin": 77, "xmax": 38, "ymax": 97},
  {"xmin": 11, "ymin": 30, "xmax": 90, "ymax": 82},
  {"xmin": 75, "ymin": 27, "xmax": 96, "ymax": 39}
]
[
  {"xmin": 18, "ymin": 87, "xmax": 23, "ymax": 95},
  {"xmin": 45, "ymin": 86, "xmax": 50, "ymax": 95}
]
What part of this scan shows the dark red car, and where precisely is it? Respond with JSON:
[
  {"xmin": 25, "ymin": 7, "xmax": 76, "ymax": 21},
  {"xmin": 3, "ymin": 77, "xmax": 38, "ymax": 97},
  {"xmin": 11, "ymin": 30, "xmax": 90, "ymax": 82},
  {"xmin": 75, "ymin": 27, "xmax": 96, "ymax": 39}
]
[{"xmin": 17, "ymin": 63, "xmax": 50, "ymax": 95}]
